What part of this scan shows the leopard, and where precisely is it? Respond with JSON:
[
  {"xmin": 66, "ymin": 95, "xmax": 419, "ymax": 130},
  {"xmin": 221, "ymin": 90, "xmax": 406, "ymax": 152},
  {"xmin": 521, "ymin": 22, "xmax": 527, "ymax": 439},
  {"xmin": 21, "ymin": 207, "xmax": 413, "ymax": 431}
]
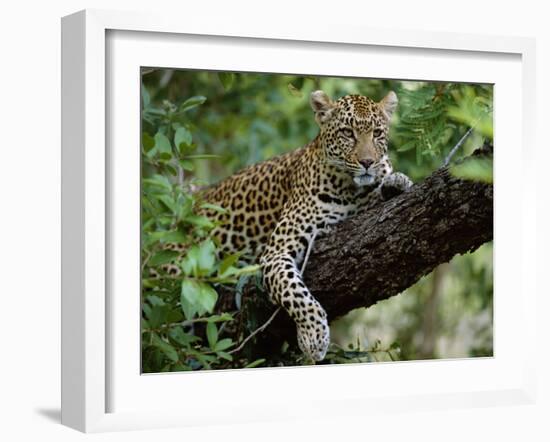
[{"xmin": 163, "ymin": 90, "xmax": 413, "ymax": 361}]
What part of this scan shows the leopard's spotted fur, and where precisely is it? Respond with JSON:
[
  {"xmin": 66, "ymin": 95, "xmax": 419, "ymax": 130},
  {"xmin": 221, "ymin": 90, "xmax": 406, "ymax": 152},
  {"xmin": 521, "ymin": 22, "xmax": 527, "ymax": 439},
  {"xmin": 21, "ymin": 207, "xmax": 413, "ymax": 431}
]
[{"xmin": 165, "ymin": 91, "xmax": 413, "ymax": 361}]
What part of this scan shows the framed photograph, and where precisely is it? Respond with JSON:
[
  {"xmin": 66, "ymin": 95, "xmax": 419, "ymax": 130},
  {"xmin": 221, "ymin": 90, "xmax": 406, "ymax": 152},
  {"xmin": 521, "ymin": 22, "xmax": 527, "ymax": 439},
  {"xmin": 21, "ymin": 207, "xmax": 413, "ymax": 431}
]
[{"xmin": 61, "ymin": 9, "xmax": 537, "ymax": 432}]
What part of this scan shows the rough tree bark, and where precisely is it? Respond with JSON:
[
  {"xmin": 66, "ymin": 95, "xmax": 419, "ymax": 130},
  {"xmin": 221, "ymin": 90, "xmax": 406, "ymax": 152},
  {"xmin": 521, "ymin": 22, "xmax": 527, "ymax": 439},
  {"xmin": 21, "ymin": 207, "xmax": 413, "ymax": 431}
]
[{"xmin": 222, "ymin": 145, "xmax": 493, "ymax": 355}]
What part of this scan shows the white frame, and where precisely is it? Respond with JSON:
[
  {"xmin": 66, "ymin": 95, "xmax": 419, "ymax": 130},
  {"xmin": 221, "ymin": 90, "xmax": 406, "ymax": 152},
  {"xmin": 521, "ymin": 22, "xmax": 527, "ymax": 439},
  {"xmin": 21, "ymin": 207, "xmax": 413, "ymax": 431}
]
[{"xmin": 61, "ymin": 9, "xmax": 537, "ymax": 433}]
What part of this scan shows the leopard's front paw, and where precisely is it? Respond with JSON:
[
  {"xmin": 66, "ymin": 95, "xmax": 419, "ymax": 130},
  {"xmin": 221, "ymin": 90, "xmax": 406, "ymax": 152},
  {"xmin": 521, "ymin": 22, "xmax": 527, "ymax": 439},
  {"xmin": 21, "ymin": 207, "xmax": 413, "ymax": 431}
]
[
  {"xmin": 296, "ymin": 314, "xmax": 330, "ymax": 362},
  {"xmin": 380, "ymin": 172, "xmax": 413, "ymax": 200}
]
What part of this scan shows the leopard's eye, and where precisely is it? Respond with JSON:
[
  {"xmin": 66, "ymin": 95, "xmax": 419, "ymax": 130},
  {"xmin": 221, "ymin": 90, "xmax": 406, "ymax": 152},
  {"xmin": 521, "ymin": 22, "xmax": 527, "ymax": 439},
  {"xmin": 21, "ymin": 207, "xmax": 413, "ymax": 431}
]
[
  {"xmin": 373, "ymin": 128, "xmax": 383, "ymax": 138},
  {"xmin": 341, "ymin": 128, "xmax": 354, "ymax": 138}
]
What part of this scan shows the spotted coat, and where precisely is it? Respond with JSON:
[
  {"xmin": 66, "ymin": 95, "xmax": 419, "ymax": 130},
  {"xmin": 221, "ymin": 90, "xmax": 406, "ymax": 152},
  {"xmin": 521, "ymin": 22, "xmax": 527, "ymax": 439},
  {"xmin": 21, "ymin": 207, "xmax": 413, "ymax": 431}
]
[{"xmin": 165, "ymin": 91, "xmax": 413, "ymax": 361}]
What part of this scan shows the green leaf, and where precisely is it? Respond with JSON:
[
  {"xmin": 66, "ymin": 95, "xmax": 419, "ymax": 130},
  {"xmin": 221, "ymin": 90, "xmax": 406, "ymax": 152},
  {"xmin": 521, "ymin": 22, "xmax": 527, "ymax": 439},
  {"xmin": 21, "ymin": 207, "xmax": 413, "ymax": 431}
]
[
  {"xmin": 181, "ymin": 245, "xmax": 199, "ymax": 276},
  {"xmin": 149, "ymin": 250, "xmax": 179, "ymax": 266},
  {"xmin": 204, "ymin": 313, "xmax": 233, "ymax": 323},
  {"xmin": 180, "ymin": 278, "xmax": 200, "ymax": 319},
  {"xmin": 141, "ymin": 84, "xmax": 151, "ymax": 108},
  {"xmin": 142, "ymin": 132, "xmax": 155, "ymax": 152},
  {"xmin": 147, "ymin": 304, "xmax": 169, "ymax": 329},
  {"xmin": 157, "ymin": 230, "xmax": 187, "ymax": 244},
  {"xmin": 166, "ymin": 308, "xmax": 183, "ymax": 324},
  {"xmin": 450, "ymin": 157, "xmax": 493, "ymax": 183},
  {"xmin": 146, "ymin": 294, "xmax": 165, "ymax": 306},
  {"xmin": 145, "ymin": 107, "xmax": 166, "ymax": 117},
  {"xmin": 216, "ymin": 351, "xmax": 233, "ymax": 361},
  {"xmin": 196, "ymin": 282, "xmax": 218, "ymax": 314},
  {"xmin": 288, "ymin": 83, "xmax": 303, "ymax": 98},
  {"xmin": 218, "ymin": 72, "xmax": 235, "ymax": 91},
  {"xmin": 174, "ymin": 126, "xmax": 193, "ymax": 153},
  {"xmin": 218, "ymin": 252, "xmax": 242, "ymax": 276},
  {"xmin": 151, "ymin": 333, "xmax": 179, "ymax": 362},
  {"xmin": 142, "ymin": 174, "xmax": 172, "ymax": 192},
  {"xmin": 231, "ymin": 264, "xmax": 261, "ymax": 278},
  {"xmin": 206, "ymin": 322, "xmax": 218, "ymax": 348},
  {"xmin": 154, "ymin": 132, "xmax": 172, "ymax": 154},
  {"xmin": 142, "ymin": 278, "xmax": 156, "ymax": 289},
  {"xmin": 142, "ymin": 302, "xmax": 152, "ymax": 319},
  {"xmin": 165, "ymin": 164, "xmax": 178, "ymax": 176},
  {"xmin": 214, "ymin": 338, "xmax": 233, "ymax": 352},
  {"xmin": 168, "ymin": 326, "xmax": 200, "ymax": 347},
  {"xmin": 177, "ymin": 196, "xmax": 193, "ymax": 220},
  {"xmin": 193, "ymin": 352, "xmax": 215, "ymax": 370},
  {"xmin": 396, "ymin": 140, "xmax": 416, "ymax": 152},
  {"xmin": 180, "ymin": 159, "xmax": 195, "ymax": 171},
  {"xmin": 281, "ymin": 341, "xmax": 289, "ymax": 354},
  {"xmin": 157, "ymin": 194, "xmax": 177, "ymax": 214},
  {"xmin": 156, "ymin": 216, "xmax": 172, "ymax": 226},
  {"xmin": 180, "ymin": 95, "xmax": 207, "ymax": 112},
  {"xmin": 244, "ymin": 358, "xmax": 266, "ymax": 369},
  {"xmin": 170, "ymin": 362, "xmax": 192, "ymax": 372},
  {"xmin": 200, "ymin": 202, "xmax": 228, "ymax": 214},
  {"xmin": 389, "ymin": 341, "xmax": 401, "ymax": 350},
  {"xmin": 197, "ymin": 239, "xmax": 216, "ymax": 275},
  {"xmin": 145, "ymin": 230, "xmax": 186, "ymax": 245},
  {"xmin": 185, "ymin": 215, "xmax": 215, "ymax": 230}
]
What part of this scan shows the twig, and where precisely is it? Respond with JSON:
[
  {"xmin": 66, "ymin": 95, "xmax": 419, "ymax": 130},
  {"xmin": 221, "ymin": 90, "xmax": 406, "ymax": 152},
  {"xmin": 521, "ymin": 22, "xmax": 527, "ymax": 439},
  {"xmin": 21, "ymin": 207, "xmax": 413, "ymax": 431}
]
[
  {"xmin": 301, "ymin": 230, "xmax": 317, "ymax": 274},
  {"xmin": 443, "ymin": 106, "xmax": 493, "ymax": 167},
  {"xmin": 141, "ymin": 249, "xmax": 153, "ymax": 273},
  {"xmin": 228, "ymin": 307, "xmax": 281, "ymax": 354},
  {"xmin": 443, "ymin": 126, "xmax": 475, "ymax": 166},
  {"xmin": 176, "ymin": 163, "xmax": 185, "ymax": 188}
]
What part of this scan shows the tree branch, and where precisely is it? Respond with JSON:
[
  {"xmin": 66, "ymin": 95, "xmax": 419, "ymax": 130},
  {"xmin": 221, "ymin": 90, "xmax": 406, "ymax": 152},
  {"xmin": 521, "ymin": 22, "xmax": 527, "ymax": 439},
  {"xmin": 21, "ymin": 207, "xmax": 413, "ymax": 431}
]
[{"xmin": 305, "ymin": 145, "xmax": 493, "ymax": 318}]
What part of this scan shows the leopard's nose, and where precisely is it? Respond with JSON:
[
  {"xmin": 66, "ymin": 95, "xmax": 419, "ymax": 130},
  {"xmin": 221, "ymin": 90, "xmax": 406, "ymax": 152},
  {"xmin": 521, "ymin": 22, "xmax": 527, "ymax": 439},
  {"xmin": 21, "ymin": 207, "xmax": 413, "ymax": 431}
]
[{"xmin": 359, "ymin": 159, "xmax": 374, "ymax": 170}]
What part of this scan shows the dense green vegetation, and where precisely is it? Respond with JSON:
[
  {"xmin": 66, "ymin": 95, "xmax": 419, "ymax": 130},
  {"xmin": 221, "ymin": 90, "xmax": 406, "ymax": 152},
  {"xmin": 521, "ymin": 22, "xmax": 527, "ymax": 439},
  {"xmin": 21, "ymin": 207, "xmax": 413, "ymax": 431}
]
[{"xmin": 140, "ymin": 69, "xmax": 493, "ymax": 373}]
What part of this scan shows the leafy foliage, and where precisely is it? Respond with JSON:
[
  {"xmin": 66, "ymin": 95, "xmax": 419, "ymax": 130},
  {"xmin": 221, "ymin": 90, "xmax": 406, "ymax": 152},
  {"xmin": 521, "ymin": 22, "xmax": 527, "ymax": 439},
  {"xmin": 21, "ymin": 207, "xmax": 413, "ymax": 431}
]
[
  {"xmin": 451, "ymin": 157, "xmax": 493, "ymax": 184},
  {"xmin": 389, "ymin": 82, "xmax": 493, "ymax": 181},
  {"xmin": 141, "ymin": 84, "xmax": 262, "ymax": 372}
]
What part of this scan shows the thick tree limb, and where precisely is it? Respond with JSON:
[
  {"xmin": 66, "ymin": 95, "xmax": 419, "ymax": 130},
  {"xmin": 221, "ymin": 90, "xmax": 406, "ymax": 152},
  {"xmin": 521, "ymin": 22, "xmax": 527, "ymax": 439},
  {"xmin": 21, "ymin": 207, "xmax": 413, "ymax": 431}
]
[
  {"xmin": 305, "ymin": 154, "xmax": 493, "ymax": 318},
  {"xmin": 225, "ymin": 146, "xmax": 493, "ymax": 354}
]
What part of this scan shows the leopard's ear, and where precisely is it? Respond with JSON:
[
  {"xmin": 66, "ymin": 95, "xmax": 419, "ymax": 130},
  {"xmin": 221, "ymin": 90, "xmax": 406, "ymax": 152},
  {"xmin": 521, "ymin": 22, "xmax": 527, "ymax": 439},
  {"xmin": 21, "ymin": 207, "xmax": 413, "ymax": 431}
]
[
  {"xmin": 310, "ymin": 90, "xmax": 334, "ymax": 124},
  {"xmin": 379, "ymin": 91, "xmax": 398, "ymax": 120}
]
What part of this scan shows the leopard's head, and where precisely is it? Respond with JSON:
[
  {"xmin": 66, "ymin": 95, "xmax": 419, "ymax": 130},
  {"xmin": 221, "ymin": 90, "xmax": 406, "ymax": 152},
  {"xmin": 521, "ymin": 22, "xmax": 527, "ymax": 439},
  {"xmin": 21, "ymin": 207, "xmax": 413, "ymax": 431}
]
[{"xmin": 310, "ymin": 90, "xmax": 397, "ymax": 186}]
